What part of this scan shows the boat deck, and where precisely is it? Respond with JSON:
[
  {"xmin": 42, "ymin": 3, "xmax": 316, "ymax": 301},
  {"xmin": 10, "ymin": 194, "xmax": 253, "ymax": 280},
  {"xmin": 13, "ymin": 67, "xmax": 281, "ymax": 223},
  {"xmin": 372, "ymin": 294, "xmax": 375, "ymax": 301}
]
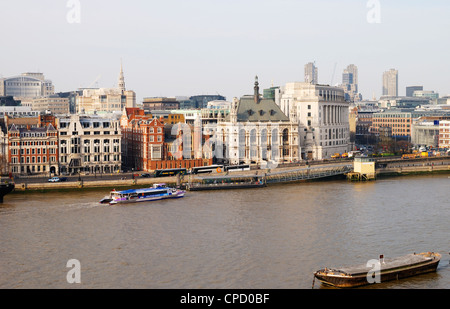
[
  {"xmin": 314, "ymin": 252, "xmax": 441, "ymax": 288},
  {"xmin": 335, "ymin": 253, "xmax": 438, "ymax": 276}
]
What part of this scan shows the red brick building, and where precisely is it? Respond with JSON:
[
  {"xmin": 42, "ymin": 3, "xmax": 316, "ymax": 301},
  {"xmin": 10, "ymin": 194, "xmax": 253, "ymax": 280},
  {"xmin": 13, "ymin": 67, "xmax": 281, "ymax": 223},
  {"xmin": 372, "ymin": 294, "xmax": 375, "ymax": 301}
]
[
  {"xmin": 8, "ymin": 123, "xmax": 59, "ymax": 175},
  {"xmin": 121, "ymin": 108, "xmax": 211, "ymax": 172}
]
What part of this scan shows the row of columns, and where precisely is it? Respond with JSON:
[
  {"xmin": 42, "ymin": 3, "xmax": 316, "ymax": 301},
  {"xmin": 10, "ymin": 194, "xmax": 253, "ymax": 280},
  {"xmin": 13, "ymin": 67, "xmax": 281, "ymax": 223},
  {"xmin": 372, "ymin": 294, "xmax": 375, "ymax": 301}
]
[{"xmin": 323, "ymin": 105, "xmax": 347, "ymax": 125}]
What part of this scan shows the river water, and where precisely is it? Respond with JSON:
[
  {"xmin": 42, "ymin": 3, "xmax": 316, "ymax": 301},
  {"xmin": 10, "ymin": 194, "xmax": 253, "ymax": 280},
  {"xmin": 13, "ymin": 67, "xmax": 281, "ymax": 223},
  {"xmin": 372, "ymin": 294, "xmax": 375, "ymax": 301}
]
[{"xmin": 0, "ymin": 174, "xmax": 449, "ymax": 289}]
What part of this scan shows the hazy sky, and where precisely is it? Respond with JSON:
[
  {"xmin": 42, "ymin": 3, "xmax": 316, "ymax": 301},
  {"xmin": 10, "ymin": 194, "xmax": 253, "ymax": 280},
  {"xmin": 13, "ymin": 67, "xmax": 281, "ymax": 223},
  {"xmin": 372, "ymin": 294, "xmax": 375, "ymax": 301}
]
[{"xmin": 1, "ymin": 0, "xmax": 449, "ymax": 103}]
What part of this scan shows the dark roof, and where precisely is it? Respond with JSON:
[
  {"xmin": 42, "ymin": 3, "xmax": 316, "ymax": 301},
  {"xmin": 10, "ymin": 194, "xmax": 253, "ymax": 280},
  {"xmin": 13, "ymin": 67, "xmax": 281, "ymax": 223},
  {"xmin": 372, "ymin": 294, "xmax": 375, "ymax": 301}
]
[{"xmin": 235, "ymin": 95, "xmax": 290, "ymax": 122}]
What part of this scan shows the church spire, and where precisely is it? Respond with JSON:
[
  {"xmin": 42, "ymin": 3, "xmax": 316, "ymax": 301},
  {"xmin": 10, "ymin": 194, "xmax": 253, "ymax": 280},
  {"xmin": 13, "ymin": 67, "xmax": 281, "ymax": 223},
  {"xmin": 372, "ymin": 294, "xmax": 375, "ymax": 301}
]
[{"xmin": 118, "ymin": 59, "xmax": 125, "ymax": 93}]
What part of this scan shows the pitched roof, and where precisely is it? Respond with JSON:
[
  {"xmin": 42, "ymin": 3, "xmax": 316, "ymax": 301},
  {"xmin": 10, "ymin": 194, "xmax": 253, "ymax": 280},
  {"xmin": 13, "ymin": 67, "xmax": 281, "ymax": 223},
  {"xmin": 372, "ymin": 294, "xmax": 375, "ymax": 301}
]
[{"xmin": 235, "ymin": 95, "xmax": 290, "ymax": 122}]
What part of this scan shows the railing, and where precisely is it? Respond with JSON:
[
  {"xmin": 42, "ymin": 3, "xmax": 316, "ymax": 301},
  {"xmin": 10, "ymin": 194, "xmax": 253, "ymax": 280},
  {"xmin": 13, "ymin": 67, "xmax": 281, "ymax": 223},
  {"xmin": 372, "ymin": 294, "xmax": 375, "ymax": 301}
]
[{"xmin": 265, "ymin": 164, "xmax": 353, "ymax": 184}]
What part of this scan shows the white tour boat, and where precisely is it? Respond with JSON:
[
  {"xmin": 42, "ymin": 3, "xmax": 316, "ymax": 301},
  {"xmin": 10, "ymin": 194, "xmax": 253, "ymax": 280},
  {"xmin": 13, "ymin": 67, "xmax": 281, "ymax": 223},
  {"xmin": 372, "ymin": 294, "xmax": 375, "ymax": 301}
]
[{"xmin": 100, "ymin": 183, "xmax": 185, "ymax": 205}]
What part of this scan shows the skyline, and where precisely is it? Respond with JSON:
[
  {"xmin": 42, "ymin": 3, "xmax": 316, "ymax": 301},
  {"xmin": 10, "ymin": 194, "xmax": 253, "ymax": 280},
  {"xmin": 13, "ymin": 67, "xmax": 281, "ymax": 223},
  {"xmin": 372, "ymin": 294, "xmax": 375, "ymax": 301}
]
[{"xmin": 1, "ymin": 1, "xmax": 450, "ymax": 103}]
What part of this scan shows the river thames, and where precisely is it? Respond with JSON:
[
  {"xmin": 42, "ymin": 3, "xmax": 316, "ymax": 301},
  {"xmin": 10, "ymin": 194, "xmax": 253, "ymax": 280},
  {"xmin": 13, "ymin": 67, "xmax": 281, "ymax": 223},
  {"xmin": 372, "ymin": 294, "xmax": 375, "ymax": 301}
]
[{"xmin": 0, "ymin": 174, "xmax": 449, "ymax": 289}]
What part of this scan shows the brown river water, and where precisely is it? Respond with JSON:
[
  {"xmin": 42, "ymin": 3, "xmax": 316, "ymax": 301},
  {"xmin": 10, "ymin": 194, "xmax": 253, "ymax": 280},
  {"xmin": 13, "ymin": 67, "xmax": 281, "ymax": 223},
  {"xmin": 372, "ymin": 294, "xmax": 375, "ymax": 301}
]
[{"xmin": 0, "ymin": 174, "xmax": 449, "ymax": 289}]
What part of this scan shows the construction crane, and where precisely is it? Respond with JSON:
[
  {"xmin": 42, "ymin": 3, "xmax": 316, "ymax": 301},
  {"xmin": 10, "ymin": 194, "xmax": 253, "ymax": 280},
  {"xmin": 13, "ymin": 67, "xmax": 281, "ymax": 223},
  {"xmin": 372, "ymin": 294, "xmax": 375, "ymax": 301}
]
[
  {"xmin": 88, "ymin": 74, "xmax": 101, "ymax": 88},
  {"xmin": 330, "ymin": 63, "xmax": 337, "ymax": 86}
]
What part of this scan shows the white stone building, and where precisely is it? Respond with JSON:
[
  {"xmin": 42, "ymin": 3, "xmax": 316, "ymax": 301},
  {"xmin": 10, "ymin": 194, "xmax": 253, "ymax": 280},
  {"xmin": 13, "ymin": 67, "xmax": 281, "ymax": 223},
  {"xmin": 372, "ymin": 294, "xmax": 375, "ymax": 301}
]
[
  {"xmin": 215, "ymin": 77, "xmax": 299, "ymax": 166},
  {"xmin": 57, "ymin": 114, "xmax": 122, "ymax": 175},
  {"xmin": 279, "ymin": 82, "xmax": 350, "ymax": 160}
]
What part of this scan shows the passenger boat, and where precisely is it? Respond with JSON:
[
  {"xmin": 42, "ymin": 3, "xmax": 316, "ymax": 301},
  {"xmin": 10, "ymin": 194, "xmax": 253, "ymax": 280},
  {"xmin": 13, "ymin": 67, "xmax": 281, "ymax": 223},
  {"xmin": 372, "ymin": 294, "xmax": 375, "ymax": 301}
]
[
  {"xmin": 313, "ymin": 252, "xmax": 441, "ymax": 288},
  {"xmin": 99, "ymin": 183, "xmax": 185, "ymax": 205}
]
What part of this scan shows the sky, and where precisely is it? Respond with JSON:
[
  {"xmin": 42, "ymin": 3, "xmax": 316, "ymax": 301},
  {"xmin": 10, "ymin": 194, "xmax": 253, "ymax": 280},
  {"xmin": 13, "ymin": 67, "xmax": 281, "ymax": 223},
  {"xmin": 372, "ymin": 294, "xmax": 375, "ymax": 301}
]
[{"xmin": 1, "ymin": 0, "xmax": 450, "ymax": 103}]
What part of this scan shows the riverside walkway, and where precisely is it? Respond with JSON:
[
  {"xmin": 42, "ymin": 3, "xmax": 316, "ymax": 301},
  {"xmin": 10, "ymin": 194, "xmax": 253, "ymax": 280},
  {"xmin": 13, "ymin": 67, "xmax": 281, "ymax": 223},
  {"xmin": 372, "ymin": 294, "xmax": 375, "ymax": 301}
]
[{"xmin": 11, "ymin": 156, "xmax": 450, "ymax": 192}]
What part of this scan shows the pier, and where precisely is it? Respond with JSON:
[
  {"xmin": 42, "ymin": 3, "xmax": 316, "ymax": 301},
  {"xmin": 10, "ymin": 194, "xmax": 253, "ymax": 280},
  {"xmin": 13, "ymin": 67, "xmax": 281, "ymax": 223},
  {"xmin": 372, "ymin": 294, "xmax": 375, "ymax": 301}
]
[
  {"xmin": 264, "ymin": 164, "xmax": 353, "ymax": 184},
  {"xmin": 375, "ymin": 156, "xmax": 450, "ymax": 177},
  {"xmin": 9, "ymin": 156, "xmax": 450, "ymax": 193}
]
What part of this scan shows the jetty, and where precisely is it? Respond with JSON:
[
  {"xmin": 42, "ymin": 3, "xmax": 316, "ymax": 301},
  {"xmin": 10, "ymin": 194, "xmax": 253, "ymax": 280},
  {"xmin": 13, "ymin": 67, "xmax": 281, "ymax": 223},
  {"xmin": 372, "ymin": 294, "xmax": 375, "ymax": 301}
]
[{"xmin": 10, "ymin": 155, "xmax": 450, "ymax": 192}]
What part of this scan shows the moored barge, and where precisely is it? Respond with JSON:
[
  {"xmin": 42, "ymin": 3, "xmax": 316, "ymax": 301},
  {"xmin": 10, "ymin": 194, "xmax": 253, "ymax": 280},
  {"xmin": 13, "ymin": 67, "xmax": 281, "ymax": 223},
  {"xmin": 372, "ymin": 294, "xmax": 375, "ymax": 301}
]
[
  {"xmin": 0, "ymin": 182, "xmax": 15, "ymax": 203},
  {"xmin": 313, "ymin": 252, "xmax": 441, "ymax": 288}
]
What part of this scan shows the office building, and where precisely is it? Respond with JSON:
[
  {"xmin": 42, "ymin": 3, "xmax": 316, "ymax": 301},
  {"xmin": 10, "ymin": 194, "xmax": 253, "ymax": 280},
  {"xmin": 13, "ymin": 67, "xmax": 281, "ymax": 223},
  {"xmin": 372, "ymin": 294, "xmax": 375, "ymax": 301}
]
[
  {"xmin": 378, "ymin": 96, "xmax": 431, "ymax": 109},
  {"xmin": 413, "ymin": 90, "xmax": 439, "ymax": 100},
  {"xmin": 57, "ymin": 114, "xmax": 122, "ymax": 175},
  {"xmin": 189, "ymin": 95, "xmax": 226, "ymax": 109},
  {"xmin": 0, "ymin": 73, "xmax": 54, "ymax": 99},
  {"xmin": 382, "ymin": 69, "xmax": 398, "ymax": 96},
  {"xmin": 341, "ymin": 64, "xmax": 362, "ymax": 102},
  {"xmin": 142, "ymin": 97, "xmax": 180, "ymax": 112},
  {"xmin": 279, "ymin": 82, "xmax": 350, "ymax": 160},
  {"xmin": 304, "ymin": 62, "xmax": 318, "ymax": 84},
  {"xmin": 31, "ymin": 96, "xmax": 70, "ymax": 115},
  {"xmin": 406, "ymin": 86, "xmax": 423, "ymax": 97}
]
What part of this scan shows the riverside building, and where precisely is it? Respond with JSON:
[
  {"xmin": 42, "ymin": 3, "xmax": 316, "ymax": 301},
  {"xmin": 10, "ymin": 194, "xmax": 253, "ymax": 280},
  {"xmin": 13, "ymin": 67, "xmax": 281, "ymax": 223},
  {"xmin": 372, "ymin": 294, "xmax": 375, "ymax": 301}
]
[
  {"xmin": 279, "ymin": 82, "xmax": 350, "ymax": 160},
  {"xmin": 8, "ymin": 123, "xmax": 59, "ymax": 175},
  {"xmin": 439, "ymin": 120, "xmax": 450, "ymax": 149},
  {"xmin": 215, "ymin": 77, "xmax": 299, "ymax": 166},
  {"xmin": 120, "ymin": 108, "xmax": 211, "ymax": 172},
  {"xmin": 57, "ymin": 115, "xmax": 122, "ymax": 175}
]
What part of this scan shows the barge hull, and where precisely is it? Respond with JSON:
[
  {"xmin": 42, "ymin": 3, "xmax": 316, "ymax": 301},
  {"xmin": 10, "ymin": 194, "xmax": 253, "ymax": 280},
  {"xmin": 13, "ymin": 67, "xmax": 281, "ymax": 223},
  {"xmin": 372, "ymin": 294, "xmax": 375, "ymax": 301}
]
[{"xmin": 314, "ymin": 252, "xmax": 441, "ymax": 288}]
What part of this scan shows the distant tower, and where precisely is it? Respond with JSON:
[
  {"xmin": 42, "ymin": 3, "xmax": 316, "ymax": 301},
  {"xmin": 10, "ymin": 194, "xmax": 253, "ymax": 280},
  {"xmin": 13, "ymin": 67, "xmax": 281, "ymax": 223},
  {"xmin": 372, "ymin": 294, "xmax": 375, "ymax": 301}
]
[
  {"xmin": 254, "ymin": 75, "xmax": 260, "ymax": 104},
  {"xmin": 305, "ymin": 62, "xmax": 318, "ymax": 84},
  {"xmin": 382, "ymin": 69, "xmax": 398, "ymax": 96},
  {"xmin": 118, "ymin": 60, "xmax": 126, "ymax": 93}
]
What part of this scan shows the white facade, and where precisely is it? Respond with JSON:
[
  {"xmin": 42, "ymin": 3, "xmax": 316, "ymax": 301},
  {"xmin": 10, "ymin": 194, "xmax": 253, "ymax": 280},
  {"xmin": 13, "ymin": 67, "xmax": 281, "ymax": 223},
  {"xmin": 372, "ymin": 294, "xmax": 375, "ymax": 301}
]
[
  {"xmin": 0, "ymin": 106, "xmax": 39, "ymax": 118},
  {"xmin": 57, "ymin": 115, "xmax": 122, "ymax": 175},
  {"xmin": 439, "ymin": 120, "xmax": 450, "ymax": 149},
  {"xmin": 216, "ymin": 78, "xmax": 300, "ymax": 166},
  {"xmin": 280, "ymin": 82, "xmax": 350, "ymax": 160},
  {"xmin": 0, "ymin": 73, "xmax": 54, "ymax": 99},
  {"xmin": 76, "ymin": 88, "xmax": 136, "ymax": 114}
]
